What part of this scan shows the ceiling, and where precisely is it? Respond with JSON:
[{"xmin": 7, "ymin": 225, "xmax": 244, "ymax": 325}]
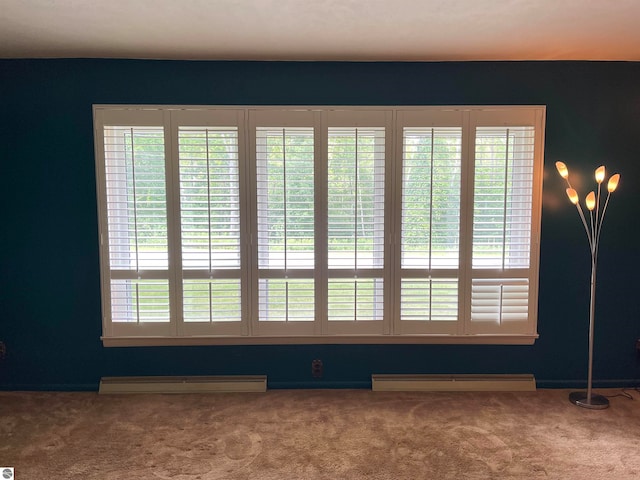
[{"xmin": 2, "ymin": 0, "xmax": 640, "ymax": 62}]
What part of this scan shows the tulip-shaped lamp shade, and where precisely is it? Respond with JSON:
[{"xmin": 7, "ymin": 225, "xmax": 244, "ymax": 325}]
[
  {"xmin": 608, "ymin": 173, "xmax": 620, "ymax": 192},
  {"xmin": 555, "ymin": 161, "xmax": 569, "ymax": 179}
]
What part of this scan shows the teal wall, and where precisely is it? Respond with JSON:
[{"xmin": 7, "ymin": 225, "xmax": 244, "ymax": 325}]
[{"xmin": 1, "ymin": 60, "xmax": 639, "ymax": 390}]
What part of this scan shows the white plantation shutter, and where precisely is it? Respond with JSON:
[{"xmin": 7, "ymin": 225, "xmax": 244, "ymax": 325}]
[
  {"xmin": 178, "ymin": 126, "xmax": 242, "ymax": 325},
  {"xmin": 327, "ymin": 127, "xmax": 385, "ymax": 324},
  {"xmin": 401, "ymin": 127, "xmax": 462, "ymax": 270},
  {"xmin": 258, "ymin": 279, "xmax": 315, "ymax": 321},
  {"xmin": 110, "ymin": 280, "xmax": 170, "ymax": 323},
  {"xmin": 182, "ymin": 279, "xmax": 241, "ymax": 322},
  {"xmin": 400, "ymin": 279, "xmax": 458, "ymax": 321},
  {"xmin": 471, "ymin": 279, "xmax": 529, "ymax": 322},
  {"xmin": 179, "ymin": 127, "xmax": 240, "ymax": 271},
  {"xmin": 328, "ymin": 279, "xmax": 384, "ymax": 321},
  {"xmin": 102, "ymin": 124, "xmax": 171, "ymax": 326},
  {"xmin": 470, "ymin": 124, "xmax": 537, "ymax": 330},
  {"xmin": 397, "ymin": 123, "xmax": 462, "ymax": 332},
  {"xmin": 473, "ymin": 127, "xmax": 534, "ymax": 269},
  {"xmin": 255, "ymin": 126, "xmax": 315, "ymax": 324},
  {"xmin": 327, "ymin": 128, "xmax": 385, "ymax": 270},
  {"xmin": 104, "ymin": 126, "xmax": 168, "ymax": 272}
]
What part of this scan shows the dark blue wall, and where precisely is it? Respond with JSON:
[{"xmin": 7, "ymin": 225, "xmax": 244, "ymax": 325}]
[{"xmin": 1, "ymin": 60, "xmax": 639, "ymax": 390}]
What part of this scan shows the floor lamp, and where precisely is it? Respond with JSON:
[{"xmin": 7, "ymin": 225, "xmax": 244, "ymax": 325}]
[{"xmin": 555, "ymin": 161, "xmax": 620, "ymax": 409}]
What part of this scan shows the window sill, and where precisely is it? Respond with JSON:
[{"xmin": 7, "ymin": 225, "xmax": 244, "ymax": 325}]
[{"xmin": 101, "ymin": 333, "xmax": 539, "ymax": 347}]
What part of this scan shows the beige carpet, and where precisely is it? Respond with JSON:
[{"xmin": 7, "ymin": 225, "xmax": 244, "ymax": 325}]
[{"xmin": 1, "ymin": 389, "xmax": 640, "ymax": 479}]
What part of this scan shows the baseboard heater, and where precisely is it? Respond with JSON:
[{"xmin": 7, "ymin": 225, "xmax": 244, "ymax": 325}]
[
  {"xmin": 371, "ymin": 374, "xmax": 536, "ymax": 392},
  {"xmin": 99, "ymin": 375, "xmax": 267, "ymax": 394}
]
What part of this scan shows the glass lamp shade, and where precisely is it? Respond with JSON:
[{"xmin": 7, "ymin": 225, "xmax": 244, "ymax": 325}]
[
  {"xmin": 595, "ymin": 166, "xmax": 605, "ymax": 184},
  {"xmin": 585, "ymin": 191, "xmax": 596, "ymax": 210},
  {"xmin": 608, "ymin": 173, "xmax": 620, "ymax": 192},
  {"xmin": 555, "ymin": 161, "xmax": 569, "ymax": 179},
  {"xmin": 566, "ymin": 188, "xmax": 579, "ymax": 204}
]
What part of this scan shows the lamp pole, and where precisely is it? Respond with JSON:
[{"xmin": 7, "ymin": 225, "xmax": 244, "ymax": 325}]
[
  {"xmin": 573, "ymin": 240, "xmax": 606, "ymax": 408},
  {"xmin": 556, "ymin": 162, "xmax": 620, "ymax": 409}
]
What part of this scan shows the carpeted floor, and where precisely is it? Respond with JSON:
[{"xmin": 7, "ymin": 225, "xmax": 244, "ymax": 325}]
[{"xmin": 1, "ymin": 389, "xmax": 640, "ymax": 479}]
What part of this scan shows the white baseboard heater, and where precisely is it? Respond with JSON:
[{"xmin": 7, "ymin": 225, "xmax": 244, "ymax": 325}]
[
  {"xmin": 99, "ymin": 375, "xmax": 267, "ymax": 394},
  {"xmin": 371, "ymin": 374, "xmax": 536, "ymax": 392}
]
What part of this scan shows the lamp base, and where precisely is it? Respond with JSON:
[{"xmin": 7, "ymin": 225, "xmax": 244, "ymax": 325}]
[{"xmin": 569, "ymin": 391, "xmax": 610, "ymax": 409}]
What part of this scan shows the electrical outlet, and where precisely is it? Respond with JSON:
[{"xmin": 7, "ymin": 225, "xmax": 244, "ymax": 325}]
[{"xmin": 311, "ymin": 359, "xmax": 323, "ymax": 378}]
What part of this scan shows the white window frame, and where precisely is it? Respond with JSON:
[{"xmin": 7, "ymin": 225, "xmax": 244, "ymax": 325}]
[{"xmin": 94, "ymin": 105, "xmax": 545, "ymax": 347}]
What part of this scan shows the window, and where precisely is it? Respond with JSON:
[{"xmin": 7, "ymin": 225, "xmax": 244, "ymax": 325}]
[
  {"xmin": 94, "ymin": 106, "xmax": 544, "ymax": 346},
  {"xmin": 255, "ymin": 126, "xmax": 316, "ymax": 327},
  {"xmin": 397, "ymin": 124, "xmax": 462, "ymax": 333},
  {"xmin": 327, "ymin": 126, "xmax": 385, "ymax": 330},
  {"xmin": 178, "ymin": 121, "xmax": 244, "ymax": 335}
]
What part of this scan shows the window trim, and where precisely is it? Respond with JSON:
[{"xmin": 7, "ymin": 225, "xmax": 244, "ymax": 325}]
[
  {"xmin": 101, "ymin": 334, "xmax": 538, "ymax": 347},
  {"xmin": 94, "ymin": 105, "xmax": 545, "ymax": 346}
]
